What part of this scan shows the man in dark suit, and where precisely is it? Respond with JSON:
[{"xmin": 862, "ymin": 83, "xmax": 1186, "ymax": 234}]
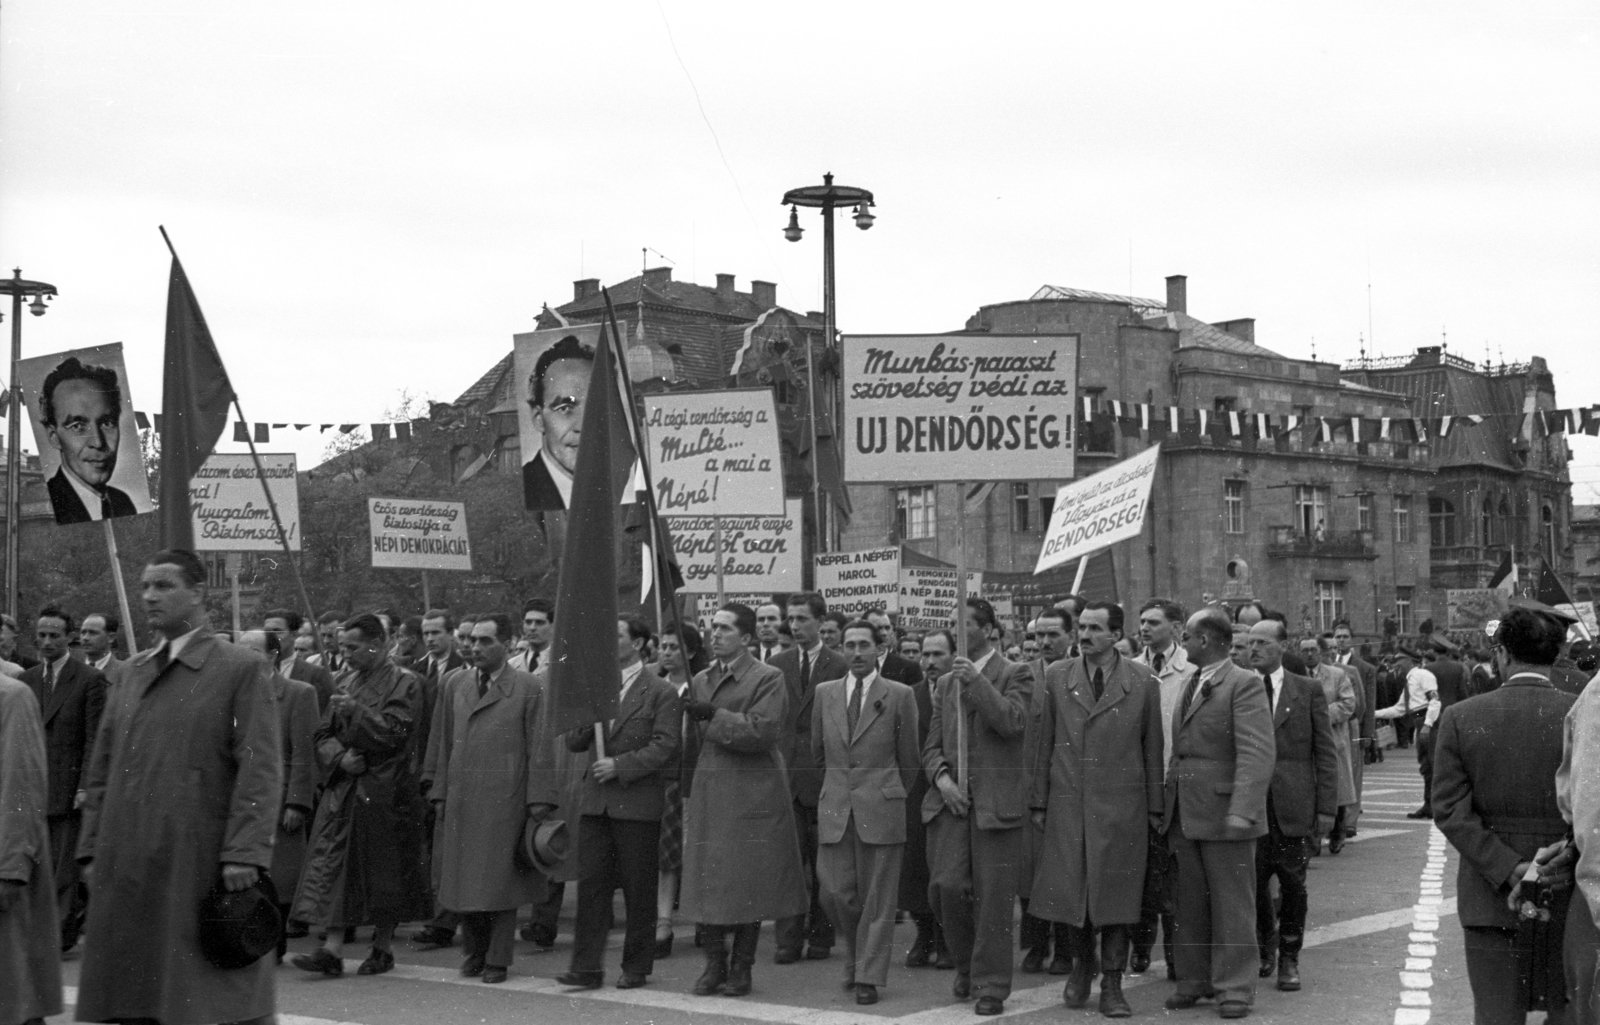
[
  {"xmin": 1247, "ymin": 620, "xmax": 1337, "ymax": 993},
  {"xmin": 521, "ymin": 334, "xmax": 593, "ymax": 511},
  {"xmin": 411, "ymin": 608, "xmax": 468, "ymax": 950},
  {"xmin": 37, "ymin": 356, "xmax": 140, "ymax": 525},
  {"xmin": 771, "ymin": 592, "xmax": 849, "ymax": 963},
  {"xmin": 263, "ymin": 609, "xmax": 336, "ymax": 713},
  {"xmin": 78, "ymin": 612, "xmax": 127, "ymax": 687},
  {"xmin": 811, "ymin": 619, "xmax": 921, "ymax": 1005},
  {"xmin": 868, "ymin": 609, "xmax": 925, "ymax": 688},
  {"xmin": 1166, "ymin": 608, "xmax": 1274, "ymax": 1019},
  {"xmin": 557, "ymin": 616, "xmax": 681, "ymax": 990},
  {"xmin": 22, "ymin": 605, "xmax": 109, "ymax": 950},
  {"xmin": 1019, "ymin": 607, "xmax": 1075, "ymax": 976},
  {"xmin": 1433, "ymin": 606, "xmax": 1577, "ymax": 1023},
  {"xmin": 923, "ymin": 597, "xmax": 1034, "ymax": 1016}
]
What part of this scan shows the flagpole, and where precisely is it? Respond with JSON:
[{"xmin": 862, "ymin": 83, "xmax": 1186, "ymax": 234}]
[
  {"xmin": 231, "ymin": 396, "xmax": 321, "ymax": 652},
  {"xmin": 101, "ymin": 519, "xmax": 139, "ymax": 654},
  {"xmin": 955, "ymin": 480, "xmax": 968, "ymax": 796}
]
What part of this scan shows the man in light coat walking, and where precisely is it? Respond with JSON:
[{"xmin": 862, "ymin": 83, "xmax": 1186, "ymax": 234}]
[
  {"xmin": 812, "ymin": 619, "xmax": 921, "ymax": 1005},
  {"xmin": 0, "ymin": 674, "xmax": 61, "ymax": 1025}
]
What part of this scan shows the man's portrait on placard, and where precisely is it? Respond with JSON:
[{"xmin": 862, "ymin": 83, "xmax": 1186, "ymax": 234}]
[
  {"xmin": 17, "ymin": 343, "xmax": 154, "ymax": 526},
  {"xmin": 514, "ymin": 324, "xmax": 603, "ymax": 511}
]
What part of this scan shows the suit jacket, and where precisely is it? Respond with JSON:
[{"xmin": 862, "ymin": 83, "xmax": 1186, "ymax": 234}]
[
  {"xmin": 407, "ymin": 650, "xmax": 463, "ymax": 782},
  {"xmin": 522, "ymin": 451, "xmax": 566, "ymax": 510},
  {"xmin": 811, "ymin": 672, "xmax": 920, "ymax": 846},
  {"xmin": 770, "ymin": 643, "xmax": 850, "ymax": 807},
  {"xmin": 920, "ymin": 649, "xmax": 1034, "ymax": 831},
  {"xmin": 46, "ymin": 468, "xmax": 136, "ymax": 526},
  {"xmin": 879, "ymin": 651, "xmax": 924, "ymax": 688},
  {"xmin": 1433, "ymin": 676, "xmax": 1575, "ymax": 928},
  {"xmin": 22, "ymin": 657, "xmax": 109, "ymax": 817},
  {"xmin": 565, "ymin": 666, "xmax": 681, "ymax": 821},
  {"xmin": 1342, "ymin": 652, "xmax": 1378, "ymax": 743},
  {"xmin": 1432, "ymin": 659, "xmax": 1470, "ymax": 711},
  {"xmin": 1263, "ymin": 671, "xmax": 1339, "ymax": 837},
  {"xmin": 1164, "ymin": 659, "xmax": 1274, "ymax": 841},
  {"xmin": 94, "ymin": 656, "xmax": 128, "ymax": 688},
  {"xmin": 282, "ymin": 655, "xmax": 335, "ymax": 713}
]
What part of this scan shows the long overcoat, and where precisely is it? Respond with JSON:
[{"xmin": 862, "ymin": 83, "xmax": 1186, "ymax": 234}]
[
  {"xmin": 1028, "ymin": 654, "xmax": 1164, "ymax": 926},
  {"xmin": 1018, "ymin": 657, "xmax": 1051, "ymax": 901},
  {"xmin": 292, "ymin": 660, "xmax": 432, "ymax": 926},
  {"xmin": 269, "ymin": 671, "xmax": 320, "ymax": 899},
  {"xmin": 76, "ymin": 635, "xmax": 281, "ymax": 1025},
  {"xmin": 679, "ymin": 651, "xmax": 807, "ymax": 925},
  {"xmin": 1312, "ymin": 663, "xmax": 1357, "ymax": 805},
  {"xmin": 0, "ymin": 678, "xmax": 61, "ymax": 1024},
  {"xmin": 424, "ymin": 664, "xmax": 554, "ymax": 911}
]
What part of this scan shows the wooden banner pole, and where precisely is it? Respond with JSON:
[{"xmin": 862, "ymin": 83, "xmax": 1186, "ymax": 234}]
[
  {"xmin": 101, "ymin": 519, "xmax": 139, "ymax": 654},
  {"xmin": 955, "ymin": 481, "xmax": 968, "ymax": 794}
]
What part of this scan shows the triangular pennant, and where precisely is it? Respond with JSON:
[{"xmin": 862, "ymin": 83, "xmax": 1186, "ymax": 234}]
[
  {"xmin": 1197, "ymin": 409, "xmax": 1210, "ymax": 437},
  {"xmin": 135, "ymin": 411, "xmax": 151, "ymax": 430},
  {"xmin": 254, "ymin": 423, "xmax": 269, "ymax": 443},
  {"xmin": 371, "ymin": 423, "xmax": 391, "ymax": 442},
  {"xmin": 1439, "ymin": 416, "xmax": 1454, "ymax": 438},
  {"xmin": 272, "ymin": 423, "xmax": 288, "ymax": 429},
  {"xmin": 1380, "ymin": 417, "xmax": 1391, "ymax": 441},
  {"xmin": 1255, "ymin": 413, "xmax": 1270, "ymax": 438},
  {"xmin": 395, "ymin": 422, "xmax": 412, "ymax": 442},
  {"xmin": 295, "ymin": 423, "xmax": 310, "ymax": 430},
  {"xmin": 1110, "ymin": 399, "xmax": 1124, "ymax": 419},
  {"xmin": 1228, "ymin": 411, "xmax": 1241, "ymax": 438},
  {"xmin": 1139, "ymin": 403, "xmax": 1151, "ymax": 433},
  {"xmin": 1168, "ymin": 406, "xmax": 1181, "ymax": 434},
  {"xmin": 339, "ymin": 424, "xmax": 358, "ymax": 434},
  {"xmin": 320, "ymin": 424, "xmax": 333, "ymax": 433},
  {"xmin": 1319, "ymin": 418, "xmax": 1333, "ymax": 444}
]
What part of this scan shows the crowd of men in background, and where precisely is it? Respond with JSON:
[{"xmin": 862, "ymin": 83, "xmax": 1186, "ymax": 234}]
[{"xmin": 4, "ymin": 560, "xmax": 1600, "ymax": 1025}]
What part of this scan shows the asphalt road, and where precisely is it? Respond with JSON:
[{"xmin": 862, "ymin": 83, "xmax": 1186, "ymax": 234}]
[{"xmin": 52, "ymin": 759, "xmax": 1473, "ymax": 1024}]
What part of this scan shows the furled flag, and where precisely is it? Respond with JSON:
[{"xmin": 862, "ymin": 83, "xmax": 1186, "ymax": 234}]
[
  {"xmin": 1488, "ymin": 548, "xmax": 1519, "ymax": 597},
  {"xmin": 1534, "ymin": 556, "xmax": 1574, "ymax": 608},
  {"xmin": 158, "ymin": 229, "xmax": 236, "ymax": 550},
  {"xmin": 545, "ymin": 304, "xmax": 640, "ymax": 735}
]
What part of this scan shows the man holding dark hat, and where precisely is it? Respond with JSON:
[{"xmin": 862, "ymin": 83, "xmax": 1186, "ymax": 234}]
[
  {"xmin": 75, "ymin": 549, "xmax": 283, "ymax": 1025},
  {"xmin": 424, "ymin": 612, "xmax": 555, "ymax": 985}
]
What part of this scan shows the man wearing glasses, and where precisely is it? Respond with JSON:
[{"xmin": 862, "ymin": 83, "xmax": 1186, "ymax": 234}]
[{"xmin": 523, "ymin": 335, "xmax": 593, "ymax": 510}]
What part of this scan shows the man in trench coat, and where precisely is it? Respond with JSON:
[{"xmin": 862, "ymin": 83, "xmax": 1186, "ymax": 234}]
[
  {"xmin": 292, "ymin": 613, "xmax": 432, "ymax": 977},
  {"xmin": 425, "ymin": 612, "xmax": 555, "ymax": 984},
  {"xmin": 1298, "ymin": 637, "xmax": 1356, "ymax": 853},
  {"xmin": 923, "ymin": 597, "xmax": 1034, "ymax": 1017},
  {"xmin": 1018, "ymin": 607, "xmax": 1074, "ymax": 976},
  {"xmin": 1, "ymin": 675, "xmax": 61, "ymax": 1025},
  {"xmin": 811, "ymin": 619, "xmax": 921, "ymax": 1005},
  {"xmin": 1029, "ymin": 602, "xmax": 1164, "ymax": 1018},
  {"xmin": 76, "ymin": 549, "xmax": 282, "ymax": 1025},
  {"xmin": 679, "ymin": 603, "xmax": 808, "ymax": 998}
]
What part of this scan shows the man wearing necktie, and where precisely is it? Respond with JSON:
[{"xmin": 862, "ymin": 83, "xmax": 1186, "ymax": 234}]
[
  {"xmin": 558, "ymin": 616, "xmax": 681, "ymax": 991},
  {"xmin": 410, "ymin": 609, "xmax": 469, "ymax": 950},
  {"xmin": 1246, "ymin": 620, "xmax": 1337, "ymax": 993},
  {"xmin": 421, "ymin": 612, "xmax": 555, "ymax": 985},
  {"xmin": 755, "ymin": 604, "xmax": 784, "ymax": 663},
  {"xmin": 1163, "ymin": 609, "xmax": 1273, "ymax": 1020},
  {"xmin": 1029, "ymin": 602, "xmax": 1164, "ymax": 1018},
  {"xmin": 771, "ymin": 592, "xmax": 849, "ymax": 963},
  {"xmin": 811, "ymin": 619, "xmax": 921, "ymax": 1005},
  {"xmin": 21, "ymin": 605, "xmax": 108, "ymax": 952}
]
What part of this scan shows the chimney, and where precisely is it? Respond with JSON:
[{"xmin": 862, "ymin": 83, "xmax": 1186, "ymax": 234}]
[
  {"xmin": 751, "ymin": 280, "xmax": 777, "ymax": 309},
  {"xmin": 1165, "ymin": 274, "xmax": 1187, "ymax": 314},
  {"xmin": 716, "ymin": 273, "xmax": 736, "ymax": 301},
  {"xmin": 1213, "ymin": 317, "xmax": 1255, "ymax": 343},
  {"xmin": 573, "ymin": 278, "xmax": 600, "ymax": 302},
  {"xmin": 642, "ymin": 266, "xmax": 672, "ymax": 290}
]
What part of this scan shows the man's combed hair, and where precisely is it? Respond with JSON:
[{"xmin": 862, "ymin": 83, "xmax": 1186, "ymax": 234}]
[
  {"xmin": 1192, "ymin": 609, "xmax": 1234, "ymax": 648},
  {"xmin": 37, "ymin": 604, "xmax": 75, "ymax": 633},
  {"xmin": 147, "ymin": 549, "xmax": 206, "ymax": 587},
  {"xmin": 343, "ymin": 613, "xmax": 387, "ymax": 644},
  {"xmin": 1139, "ymin": 598, "xmax": 1186, "ymax": 626},
  {"xmin": 422, "ymin": 608, "xmax": 456, "ymax": 631},
  {"xmin": 1497, "ymin": 607, "xmax": 1565, "ymax": 667},
  {"xmin": 528, "ymin": 335, "xmax": 594, "ymax": 408},
  {"xmin": 721, "ymin": 602, "xmax": 757, "ymax": 639},
  {"xmin": 265, "ymin": 608, "xmax": 303, "ymax": 632},
  {"xmin": 965, "ymin": 597, "xmax": 998, "ymax": 633},
  {"xmin": 1082, "ymin": 600, "xmax": 1124, "ymax": 634},
  {"xmin": 786, "ymin": 591, "xmax": 827, "ymax": 619},
  {"xmin": 477, "ymin": 611, "xmax": 514, "ymax": 641},
  {"xmin": 41, "ymin": 356, "xmax": 123, "ymax": 427}
]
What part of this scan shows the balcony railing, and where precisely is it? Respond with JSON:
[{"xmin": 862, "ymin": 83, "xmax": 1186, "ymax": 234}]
[{"xmin": 1266, "ymin": 526, "xmax": 1378, "ymax": 560}]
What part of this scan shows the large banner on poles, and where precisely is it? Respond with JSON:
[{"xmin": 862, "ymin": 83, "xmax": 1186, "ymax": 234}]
[
  {"xmin": 642, "ymin": 389, "xmax": 785, "ymax": 516},
  {"xmin": 668, "ymin": 498, "xmax": 803, "ymax": 594},
  {"xmin": 841, "ymin": 334, "xmax": 1078, "ymax": 483},
  {"xmin": 190, "ymin": 453, "xmax": 301, "ymax": 551},
  {"xmin": 367, "ymin": 497, "xmax": 473, "ymax": 571},
  {"xmin": 815, "ymin": 546, "xmax": 902, "ymax": 616},
  {"xmin": 16, "ymin": 343, "xmax": 154, "ymax": 526},
  {"xmin": 1034, "ymin": 445, "xmax": 1160, "ymax": 573}
]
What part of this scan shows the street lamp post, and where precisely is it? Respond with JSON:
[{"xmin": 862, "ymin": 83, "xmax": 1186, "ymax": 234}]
[
  {"xmin": 782, "ymin": 172, "xmax": 874, "ymax": 557},
  {"xmin": 0, "ymin": 268, "xmax": 57, "ymax": 620}
]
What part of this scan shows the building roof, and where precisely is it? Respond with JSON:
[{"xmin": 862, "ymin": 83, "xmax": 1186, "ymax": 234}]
[
  {"xmin": 1030, "ymin": 284, "xmax": 1167, "ymax": 318},
  {"xmin": 558, "ymin": 273, "xmax": 823, "ymax": 329},
  {"xmin": 454, "ymin": 352, "xmax": 514, "ymax": 407},
  {"xmin": 1144, "ymin": 310, "xmax": 1287, "ymax": 359},
  {"xmin": 1357, "ymin": 363, "xmax": 1529, "ymax": 472}
]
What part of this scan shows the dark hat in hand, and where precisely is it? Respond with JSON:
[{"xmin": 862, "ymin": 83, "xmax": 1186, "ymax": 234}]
[
  {"xmin": 198, "ymin": 874, "xmax": 282, "ymax": 970},
  {"xmin": 516, "ymin": 818, "xmax": 571, "ymax": 874}
]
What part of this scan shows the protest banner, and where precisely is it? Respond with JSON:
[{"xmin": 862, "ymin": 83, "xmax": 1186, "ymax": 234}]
[
  {"xmin": 898, "ymin": 566, "xmax": 984, "ymax": 632},
  {"xmin": 512, "ymin": 323, "xmax": 607, "ymax": 511},
  {"xmin": 668, "ymin": 498, "xmax": 802, "ymax": 594},
  {"xmin": 1555, "ymin": 601, "xmax": 1598, "ymax": 638},
  {"xmin": 1034, "ymin": 444, "xmax": 1160, "ymax": 574},
  {"xmin": 642, "ymin": 388, "xmax": 785, "ymax": 516},
  {"xmin": 1447, "ymin": 588, "xmax": 1508, "ymax": 631},
  {"xmin": 367, "ymin": 497, "xmax": 472, "ymax": 571},
  {"xmin": 841, "ymin": 334, "xmax": 1078, "ymax": 483},
  {"xmin": 983, "ymin": 586, "xmax": 1018, "ymax": 634},
  {"xmin": 17, "ymin": 343, "xmax": 154, "ymax": 526},
  {"xmin": 695, "ymin": 592, "xmax": 771, "ymax": 632},
  {"xmin": 815, "ymin": 546, "xmax": 902, "ymax": 616},
  {"xmin": 190, "ymin": 453, "xmax": 301, "ymax": 551}
]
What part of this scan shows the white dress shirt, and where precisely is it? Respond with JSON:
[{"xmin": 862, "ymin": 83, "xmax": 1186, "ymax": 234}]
[
  {"xmin": 1265, "ymin": 666, "xmax": 1285, "ymax": 715},
  {"xmin": 1374, "ymin": 666, "xmax": 1441, "ymax": 727}
]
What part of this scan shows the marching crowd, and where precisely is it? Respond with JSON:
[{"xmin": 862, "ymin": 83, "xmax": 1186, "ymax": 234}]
[{"xmin": 3, "ymin": 548, "xmax": 1600, "ymax": 1024}]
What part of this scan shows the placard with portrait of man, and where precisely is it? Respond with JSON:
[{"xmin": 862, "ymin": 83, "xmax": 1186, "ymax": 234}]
[
  {"xmin": 513, "ymin": 324, "xmax": 603, "ymax": 511},
  {"xmin": 17, "ymin": 343, "xmax": 154, "ymax": 526}
]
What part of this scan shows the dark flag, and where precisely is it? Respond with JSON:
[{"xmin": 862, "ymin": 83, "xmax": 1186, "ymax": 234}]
[
  {"xmin": 1535, "ymin": 556, "xmax": 1575, "ymax": 609},
  {"xmin": 545, "ymin": 311, "xmax": 637, "ymax": 735},
  {"xmin": 158, "ymin": 234, "xmax": 235, "ymax": 550}
]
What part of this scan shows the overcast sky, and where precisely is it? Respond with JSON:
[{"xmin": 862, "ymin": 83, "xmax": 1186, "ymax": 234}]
[{"xmin": 2, "ymin": 1, "xmax": 1597, "ymax": 496}]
